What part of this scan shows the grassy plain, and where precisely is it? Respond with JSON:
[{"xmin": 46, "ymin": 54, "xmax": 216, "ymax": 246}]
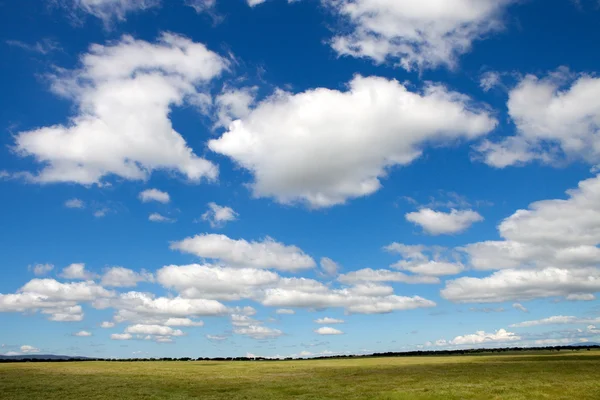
[{"xmin": 1, "ymin": 351, "xmax": 599, "ymax": 400}]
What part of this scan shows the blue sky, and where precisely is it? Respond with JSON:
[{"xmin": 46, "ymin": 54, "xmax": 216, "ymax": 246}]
[{"xmin": 2, "ymin": 0, "xmax": 600, "ymax": 359}]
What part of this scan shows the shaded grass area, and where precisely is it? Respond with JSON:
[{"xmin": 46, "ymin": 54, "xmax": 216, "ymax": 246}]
[{"xmin": 1, "ymin": 352, "xmax": 599, "ymax": 399}]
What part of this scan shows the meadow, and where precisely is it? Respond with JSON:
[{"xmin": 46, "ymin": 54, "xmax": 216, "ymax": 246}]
[{"xmin": 1, "ymin": 352, "xmax": 599, "ymax": 400}]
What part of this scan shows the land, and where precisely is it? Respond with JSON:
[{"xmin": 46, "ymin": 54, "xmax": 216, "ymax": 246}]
[{"xmin": 1, "ymin": 351, "xmax": 599, "ymax": 399}]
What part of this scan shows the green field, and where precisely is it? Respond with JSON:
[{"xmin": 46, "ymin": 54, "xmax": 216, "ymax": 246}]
[{"xmin": 1, "ymin": 352, "xmax": 599, "ymax": 399}]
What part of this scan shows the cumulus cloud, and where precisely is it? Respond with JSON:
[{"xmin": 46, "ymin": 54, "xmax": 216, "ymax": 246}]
[
  {"xmin": 480, "ymin": 71, "xmax": 502, "ymax": 92},
  {"xmin": 100, "ymin": 321, "xmax": 115, "ymax": 328},
  {"xmin": 324, "ymin": 0, "xmax": 516, "ymax": 71},
  {"xmin": 319, "ymin": 258, "xmax": 340, "ymax": 276},
  {"xmin": 170, "ymin": 234, "xmax": 316, "ymax": 272},
  {"xmin": 65, "ymin": 198, "xmax": 85, "ymax": 209},
  {"xmin": 338, "ymin": 269, "xmax": 440, "ymax": 284},
  {"xmin": 479, "ymin": 68, "xmax": 600, "ymax": 168},
  {"xmin": 445, "ymin": 174, "xmax": 600, "ymax": 302},
  {"xmin": 276, "ymin": 309, "xmax": 295, "ymax": 315},
  {"xmin": 315, "ymin": 327, "xmax": 343, "ymax": 335},
  {"xmin": 20, "ymin": 345, "xmax": 40, "ymax": 353},
  {"xmin": 60, "ymin": 263, "xmax": 96, "ymax": 280},
  {"xmin": 157, "ymin": 264, "xmax": 279, "ymax": 301},
  {"xmin": 125, "ymin": 324, "xmax": 184, "ymax": 336},
  {"xmin": 148, "ymin": 213, "xmax": 176, "ymax": 223},
  {"xmin": 164, "ymin": 318, "xmax": 204, "ymax": 327},
  {"xmin": 31, "ymin": 263, "xmax": 54, "ymax": 276},
  {"xmin": 12, "ymin": 33, "xmax": 226, "ymax": 185},
  {"xmin": 201, "ymin": 203, "xmax": 238, "ymax": 228},
  {"xmin": 209, "ymin": 75, "xmax": 496, "ymax": 208},
  {"xmin": 215, "ymin": 87, "xmax": 257, "ymax": 128},
  {"xmin": 234, "ymin": 325, "xmax": 283, "ymax": 339},
  {"xmin": 315, "ymin": 317, "xmax": 344, "ymax": 324},
  {"xmin": 111, "ymin": 333, "xmax": 132, "ymax": 340},
  {"xmin": 73, "ymin": 330, "xmax": 92, "ymax": 337},
  {"xmin": 447, "ymin": 329, "xmax": 520, "ymax": 346},
  {"xmin": 101, "ymin": 267, "xmax": 153, "ymax": 287},
  {"xmin": 385, "ymin": 243, "xmax": 464, "ymax": 276},
  {"xmin": 405, "ymin": 208, "xmax": 483, "ymax": 235},
  {"xmin": 139, "ymin": 189, "xmax": 170, "ymax": 204}
]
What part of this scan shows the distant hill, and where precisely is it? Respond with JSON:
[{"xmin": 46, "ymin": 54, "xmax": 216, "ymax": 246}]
[
  {"xmin": 569, "ymin": 342, "xmax": 600, "ymax": 347},
  {"xmin": 0, "ymin": 354, "xmax": 90, "ymax": 361}
]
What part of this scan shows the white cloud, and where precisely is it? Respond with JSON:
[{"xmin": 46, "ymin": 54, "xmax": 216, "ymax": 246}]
[
  {"xmin": 12, "ymin": 33, "xmax": 226, "ymax": 185},
  {"xmin": 338, "ymin": 269, "xmax": 439, "ymax": 284},
  {"xmin": 315, "ymin": 317, "xmax": 344, "ymax": 324},
  {"xmin": 448, "ymin": 329, "xmax": 520, "ymax": 346},
  {"xmin": 262, "ymin": 279, "xmax": 436, "ymax": 314},
  {"xmin": 65, "ymin": 198, "xmax": 85, "ymax": 209},
  {"xmin": 385, "ymin": 243, "xmax": 464, "ymax": 276},
  {"xmin": 480, "ymin": 71, "xmax": 502, "ymax": 92},
  {"xmin": 206, "ymin": 334, "xmax": 227, "ymax": 341},
  {"xmin": 209, "ymin": 75, "xmax": 496, "ymax": 208},
  {"xmin": 201, "ymin": 203, "xmax": 238, "ymax": 228},
  {"xmin": 405, "ymin": 208, "xmax": 483, "ymax": 235},
  {"xmin": 324, "ymin": 0, "xmax": 516, "ymax": 71},
  {"xmin": 111, "ymin": 333, "xmax": 132, "ymax": 340},
  {"xmin": 567, "ymin": 293, "xmax": 596, "ymax": 301},
  {"xmin": 100, "ymin": 321, "xmax": 115, "ymax": 328},
  {"xmin": 510, "ymin": 316, "xmax": 600, "ymax": 328},
  {"xmin": 64, "ymin": 0, "xmax": 160, "ymax": 24},
  {"xmin": 20, "ymin": 345, "xmax": 40, "ymax": 354},
  {"xmin": 442, "ymin": 267, "xmax": 600, "ymax": 303},
  {"xmin": 6, "ymin": 38, "xmax": 61, "ymax": 55},
  {"xmin": 125, "ymin": 324, "xmax": 184, "ymax": 336},
  {"xmin": 315, "ymin": 327, "xmax": 343, "ymax": 335},
  {"xmin": 446, "ymin": 174, "xmax": 600, "ymax": 302},
  {"xmin": 139, "ymin": 189, "xmax": 170, "ymax": 204},
  {"xmin": 479, "ymin": 69, "xmax": 600, "ymax": 168},
  {"xmin": 247, "ymin": 0, "xmax": 267, "ymax": 7},
  {"xmin": 94, "ymin": 208, "xmax": 110, "ymax": 218},
  {"xmin": 31, "ymin": 263, "xmax": 54, "ymax": 276},
  {"xmin": 60, "ymin": 263, "xmax": 95, "ymax": 280},
  {"xmin": 170, "ymin": 234, "xmax": 316, "ymax": 272},
  {"xmin": 149, "ymin": 213, "xmax": 176, "ymax": 223},
  {"xmin": 276, "ymin": 309, "xmax": 295, "ymax": 315},
  {"xmin": 319, "ymin": 258, "xmax": 340, "ymax": 276},
  {"xmin": 185, "ymin": 0, "xmax": 216, "ymax": 13},
  {"xmin": 512, "ymin": 303, "xmax": 528, "ymax": 313},
  {"xmin": 73, "ymin": 330, "xmax": 92, "ymax": 337},
  {"xmin": 157, "ymin": 264, "xmax": 279, "ymax": 301},
  {"xmin": 215, "ymin": 87, "xmax": 257, "ymax": 128},
  {"xmin": 101, "ymin": 267, "xmax": 153, "ymax": 287},
  {"xmin": 234, "ymin": 325, "xmax": 283, "ymax": 339},
  {"xmin": 164, "ymin": 318, "xmax": 204, "ymax": 327}
]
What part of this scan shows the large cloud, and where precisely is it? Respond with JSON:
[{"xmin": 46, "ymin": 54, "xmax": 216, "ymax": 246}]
[
  {"xmin": 443, "ymin": 174, "xmax": 600, "ymax": 303},
  {"xmin": 13, "ymin": 33, "xmax": 226, "ymax": 185},
  {"xmin": 479, "ymin": 69, "xmax": 600, "ymax": 167},
  {"xmin": 324, "ymin": 0, "xmax": 516, "ymax": 71},
  {"xmin": 170, "ymin": 234, "xmax": 316, "ymax": 272},
  {"xmin": 209, "ymin": 75, "xmax": 496, "ymax": 207}
]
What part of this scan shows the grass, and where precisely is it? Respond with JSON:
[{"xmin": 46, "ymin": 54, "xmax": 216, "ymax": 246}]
[{"xmin": 1, "ymin": 351, "xmax": 600, "ymax": 399}]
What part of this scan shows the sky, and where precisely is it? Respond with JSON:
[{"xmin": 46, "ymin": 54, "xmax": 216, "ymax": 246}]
[{"xmin": 1, "ymin": 0, "xmax": 600, "ymax": 359}]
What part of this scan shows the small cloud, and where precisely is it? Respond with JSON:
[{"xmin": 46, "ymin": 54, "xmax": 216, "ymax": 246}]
[
  {"xmin": 73, "ymin": 331, "xmax": 92, "ymax": 337},
  {"xmin": 6, "ymin": 38, "xmax": 62, "ymax": 55},
  {"xmin": 314, "ymin": 327, "xmax": 344, "ymax": 335},
  {"xmin": 60, "ymin": 263, "xmax": 96, "ymax": 280},
  {"xmin": 20, "ymin": 345, "xmax": 40, "ymax": 354},
  {"xmin": 314, "ymin": 317, "xmax": 344, "ymax": 324},
  {"xmin": 139, "ymin": 189, "xmax": 170, "ymax": 204},
  {"xmin": 206, "ymin": 334, "xmax": 228, "ymax": 341},
  {"xmin": 30, "ymin": 263, "xmax": 54, "ymax": 276},
  {"xmin": 100, "ymin": 321, "xmax": 115, "ymax": 328},
  {"xmin": 319, "ymin": 257, "xmax": 340, "ymax": 276},
  {"xmin": 512, "ymin": 303, "xmax": 529, "ymax": 313},
  {"xmin": 65, "ymin": 198, "xmax": 85, "ymax": 209},
  {"xmin": 479, "ymin": 71, "xmax": 502, "ymax": 92},
  {"xmin": 276, "ymin": 309, "xmax": 295, "ymax": 315},
  {"xmin": 93, "ymin": 208, "xmax": 110, "ymax": 218},
  {"xmin": 149, "ymin": 213, "xmax": 176, "ymax": 223},
  {"xmin": 110, "ymin": 333, "xmax": 132, "ymax": 341},
  {"xmin": 201, "ymin": 202, "xmax": 238, "ymax": 228}
]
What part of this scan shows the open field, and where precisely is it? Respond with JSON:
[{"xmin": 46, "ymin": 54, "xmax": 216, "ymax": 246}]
[{"xmin": 1, "ymin": 352, "xmax": 600, "ymax": 400}]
